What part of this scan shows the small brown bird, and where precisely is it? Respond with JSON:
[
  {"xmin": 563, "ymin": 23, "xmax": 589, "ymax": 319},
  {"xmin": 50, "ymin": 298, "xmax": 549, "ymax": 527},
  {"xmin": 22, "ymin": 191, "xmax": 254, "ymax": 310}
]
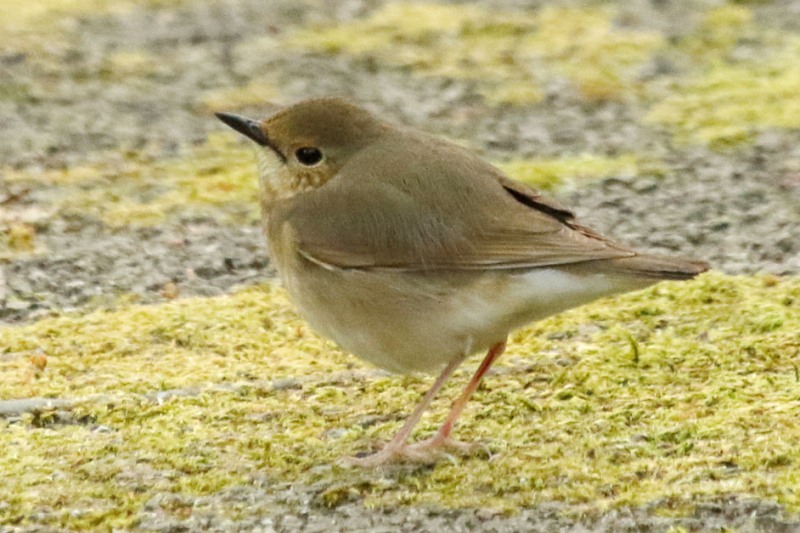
[{"xmin": 216, "ymin": 98, "xmax": 708, "ymax": 467}]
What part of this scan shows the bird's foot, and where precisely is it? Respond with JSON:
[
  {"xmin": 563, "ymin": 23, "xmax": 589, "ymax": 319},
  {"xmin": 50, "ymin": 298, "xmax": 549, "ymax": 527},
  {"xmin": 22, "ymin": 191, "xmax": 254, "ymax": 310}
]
[{"xmin": 343, "ymin": 435, "xmax": 490, "ymax": 467}]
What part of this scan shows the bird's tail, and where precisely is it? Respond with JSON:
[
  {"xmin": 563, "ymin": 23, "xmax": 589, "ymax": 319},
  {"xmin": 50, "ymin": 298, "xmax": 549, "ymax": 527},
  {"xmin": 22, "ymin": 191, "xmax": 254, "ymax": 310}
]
[{"xmin": 604, "ymin": 253, "xmax": 710, "ymax": 281}]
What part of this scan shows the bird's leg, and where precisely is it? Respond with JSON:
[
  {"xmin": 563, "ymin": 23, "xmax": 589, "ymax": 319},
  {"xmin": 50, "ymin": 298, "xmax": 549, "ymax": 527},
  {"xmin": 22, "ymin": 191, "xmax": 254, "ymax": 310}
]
[
  {"xmin": 407, "ymin": 339, "xmax": 507, "ymax": 457},
  {"xmin": 344, "ymin": 354, "xmax": 464, "ymax": 467},
  {"xmin": 345, "ymin": 340, "xmax": 508, "ymax": 467}
]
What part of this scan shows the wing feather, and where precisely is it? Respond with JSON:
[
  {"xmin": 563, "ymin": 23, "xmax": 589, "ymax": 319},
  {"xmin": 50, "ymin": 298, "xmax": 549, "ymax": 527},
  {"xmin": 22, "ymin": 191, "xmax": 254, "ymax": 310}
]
[{"xmin": 277, "ymin": 132, "xmax": 634, "ymax": 272}]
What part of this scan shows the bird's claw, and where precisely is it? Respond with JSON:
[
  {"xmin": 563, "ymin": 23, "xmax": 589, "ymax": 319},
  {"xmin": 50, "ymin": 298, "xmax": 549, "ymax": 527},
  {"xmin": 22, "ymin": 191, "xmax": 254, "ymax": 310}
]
[{"xmin": 341, "ymin": 436, "xmax": 490, "ymax": 467}]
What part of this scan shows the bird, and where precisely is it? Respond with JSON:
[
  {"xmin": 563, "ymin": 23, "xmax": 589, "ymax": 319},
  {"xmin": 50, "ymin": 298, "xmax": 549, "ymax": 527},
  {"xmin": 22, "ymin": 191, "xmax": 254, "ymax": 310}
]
[{"xmin": 215, "ymin": 98, "xmax": 708, "ymax": 467}]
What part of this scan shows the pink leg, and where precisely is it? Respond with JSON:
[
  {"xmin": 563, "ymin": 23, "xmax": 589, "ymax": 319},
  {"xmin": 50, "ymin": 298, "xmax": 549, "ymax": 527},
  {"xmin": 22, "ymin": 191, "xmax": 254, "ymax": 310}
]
[
  {"xmin": 344, "ymin": 354, "xmax": 464, "ymax": 467},
  {"xmin": 346, "ymin": 340, "xmax": 507, "ymax": 467},
  {"xmin": 432, "ymin": 340, "xmax": 507, "ymax": 441}
]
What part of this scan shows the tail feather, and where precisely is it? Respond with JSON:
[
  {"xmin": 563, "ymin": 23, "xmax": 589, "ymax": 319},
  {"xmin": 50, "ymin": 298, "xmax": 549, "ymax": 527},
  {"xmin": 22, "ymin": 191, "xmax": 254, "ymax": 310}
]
[{"xmin": 605, "ymin": 253, "xmax": 710, "ymax": 281}]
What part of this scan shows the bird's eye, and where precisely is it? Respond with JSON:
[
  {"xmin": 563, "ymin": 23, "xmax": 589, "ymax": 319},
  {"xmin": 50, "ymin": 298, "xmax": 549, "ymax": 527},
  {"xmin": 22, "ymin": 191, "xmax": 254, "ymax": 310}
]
[{"xmin": 295, "ymin": 147, "xmax": 323, "ymax": 166}]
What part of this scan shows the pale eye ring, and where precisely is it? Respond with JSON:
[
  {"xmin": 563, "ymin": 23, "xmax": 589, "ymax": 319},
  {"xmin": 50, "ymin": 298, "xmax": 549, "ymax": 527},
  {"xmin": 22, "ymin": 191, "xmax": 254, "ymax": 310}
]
[{"xmin": 295, "ymin": 147, "xmax": 323, "ymax": 166}]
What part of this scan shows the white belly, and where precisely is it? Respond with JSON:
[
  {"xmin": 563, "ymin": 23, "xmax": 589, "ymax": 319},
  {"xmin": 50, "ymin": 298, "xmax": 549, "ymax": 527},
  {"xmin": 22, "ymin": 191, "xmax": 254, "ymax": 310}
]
[{"xmin": 279, "ymin": 264, "xmax": 653, "ymax": 374}]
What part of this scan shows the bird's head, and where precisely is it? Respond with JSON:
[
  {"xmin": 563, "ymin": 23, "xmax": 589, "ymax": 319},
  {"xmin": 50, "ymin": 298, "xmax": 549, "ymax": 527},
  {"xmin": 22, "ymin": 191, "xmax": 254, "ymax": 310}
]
[{"xmin": 216, "ymin": 97, "xmax": 389, "ymax": 209}]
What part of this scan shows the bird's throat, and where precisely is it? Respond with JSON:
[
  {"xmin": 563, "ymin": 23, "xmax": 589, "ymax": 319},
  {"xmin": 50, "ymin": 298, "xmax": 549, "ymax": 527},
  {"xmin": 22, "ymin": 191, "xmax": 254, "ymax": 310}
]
[{"xmin": 256, "ymin": 147, "xmax": 296, "ymax": 214}]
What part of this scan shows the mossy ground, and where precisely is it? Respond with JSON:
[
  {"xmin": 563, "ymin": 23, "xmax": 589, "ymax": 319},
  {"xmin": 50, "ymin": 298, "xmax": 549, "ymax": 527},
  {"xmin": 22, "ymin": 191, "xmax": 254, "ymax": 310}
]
[
  {"xmin": 289, "ymin": 1, "xmax": 800, "ymax": 145},
  {"xmin": 498, "ymin": 154, "xmax": 644, "ymax": 192},
  {"xmin": 2, "ymin": 273, "xmax": 799, "ymax": 528},
  {"xmin": 2, "ymin": 142, "xmax": 646, "ymax": 233},
  {"xmin": 5, "ymin": 0, "xmax": 798, "ymax": 247},
  {"xmin": 290, "ymin": 3, "xmax": 664, "ymax": 104},
  {"xmin": 646, "ymin": 36, "xmax": 800, "ymax": 147},
  {"xmin": 3, "ymin": 0, "xmax": 800, "ymax": 530},
  {"xmin": 17, "ymin": 135, "xmax": 262, "ymax": 228},
  {"xmin": 0, "ymin": 0, "xmax": 184, "ymax": 58}
]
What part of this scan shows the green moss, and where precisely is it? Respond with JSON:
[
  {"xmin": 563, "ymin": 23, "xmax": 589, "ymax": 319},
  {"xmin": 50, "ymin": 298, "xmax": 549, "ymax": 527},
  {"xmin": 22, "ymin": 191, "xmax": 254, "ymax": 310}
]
[
  {"xmin": 289, "ymin": 3, "xmax": 544, "ymax": 105},
  {"xmin": 0, "ymin": 81, "xmax": 32, "ymax": 102},
  {"xmin": 1, "ymin": 0, "xmax": 185, "ymax": 54},
  {"xmin": 680, "ymin": 5, "xmax": 754, "ymax": 61},
  {"xmin": 525, "ymin": 6, "xmax": 663, "ymax": 102},
  {"xmin": 289, "ymin": 3, "xmax": 663, "ymax": 104},
  {"xmin": 197, "ymin": 79, "xmax": 282, "ymax": 113},
  {"xmin": 5, "ymin": 138, "xmax": 649, "ymax": 227},
  {"xmin": 646, "ymin": 37, "xmax": 800, "ymax": 146},
  {"xmin": 2, "ymin": 272, "xmax": 800, "ymax": 525},
  {"xmin": 0, "ymin": 222, "xmax": 38, "ymax": 259},
  {"xmin": 0, "ymin": 284, "xmax": 344, "ymax": 399},
  {"xmin": 100, "ymin": 50, "xmax": 166, "ymax": 80},
  {"xmin": 646, "ymin": 5, "xmax": 800, "ymax": 147},
  {"xmin": 6, "ymin": 134, "xmax": 263, "ymax": 227},
  {"xmin": 498, "ymin": 154, "xmax": 642, "ymax": 191}
]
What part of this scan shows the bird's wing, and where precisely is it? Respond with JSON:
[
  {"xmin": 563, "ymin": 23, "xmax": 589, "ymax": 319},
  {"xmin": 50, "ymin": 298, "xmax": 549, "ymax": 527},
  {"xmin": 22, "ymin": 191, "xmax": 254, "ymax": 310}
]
[{"xmin": 280, "ymin": 137, "xmax": 635, "ymax": 272}]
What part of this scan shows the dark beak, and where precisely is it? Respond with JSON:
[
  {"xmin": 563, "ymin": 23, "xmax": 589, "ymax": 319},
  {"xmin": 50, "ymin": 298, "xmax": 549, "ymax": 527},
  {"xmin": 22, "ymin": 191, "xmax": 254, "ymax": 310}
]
[{"xmin": 215, "ymin": 112, "xmax": 270, "ymax": 147}]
